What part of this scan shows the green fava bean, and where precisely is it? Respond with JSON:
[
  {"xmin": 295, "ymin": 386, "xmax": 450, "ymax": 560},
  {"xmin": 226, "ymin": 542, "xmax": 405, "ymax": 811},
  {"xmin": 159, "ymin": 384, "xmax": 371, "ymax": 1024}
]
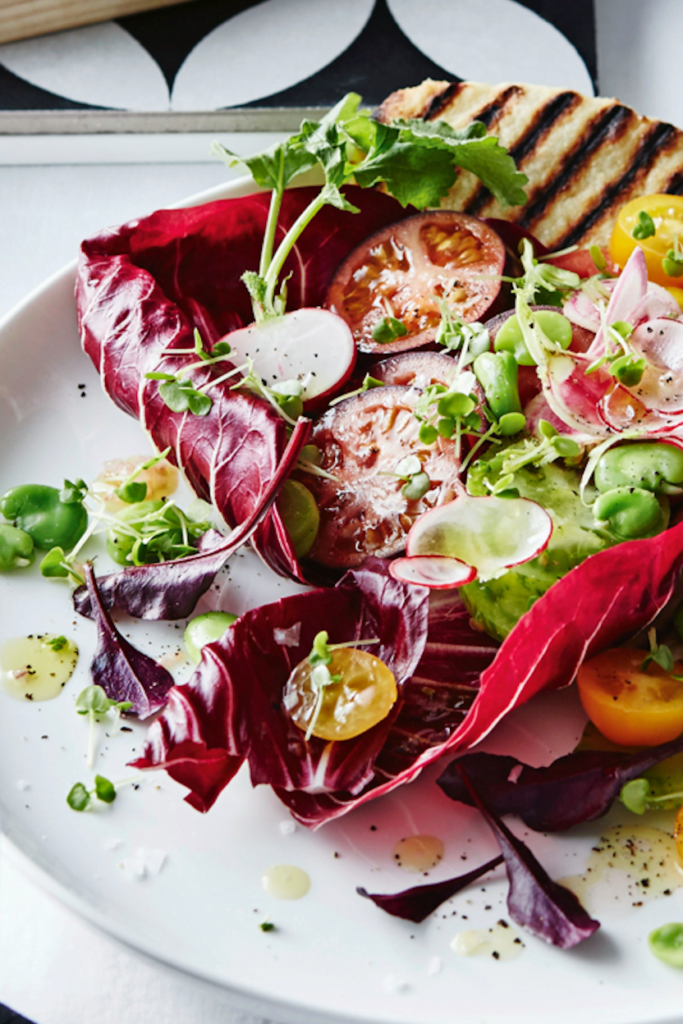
[
  {"xmin": 494, "ymin": 310, "xmax": 573, "ymax": 366},
  {"xmin": 595, "ymin": 442, "xmax": 683, "ymax": 495},
  {"xmin": 473, "ymin": 350, "xmax": 522, "ymax": 419},
  {"xmin": 593, "ymin": 486, "xmax": 666, "ymax": 540},
  {"xmin": 0, "ymin": 524, "xmax": 34, "ymax": 570},
  {"xmin": 0, "ymin": 484, "xmax": 87, "ymax": 551},
  {"xmin": 649, "ymin": 923, "xmax": 683, "ymax": 966},
  {"xmin": 185, "ymin": 611, "xmax": 238, "ymax": 665},
  {"xmin": 277, "ymin": 479, "xmax": 320, "ymax": 558}
]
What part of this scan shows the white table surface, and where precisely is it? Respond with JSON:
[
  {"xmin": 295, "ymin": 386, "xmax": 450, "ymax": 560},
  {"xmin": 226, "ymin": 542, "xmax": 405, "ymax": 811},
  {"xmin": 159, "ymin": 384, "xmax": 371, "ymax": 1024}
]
[{"xmin": 2, "ymin": 4, "xmax": 683, "ymax": 1020}]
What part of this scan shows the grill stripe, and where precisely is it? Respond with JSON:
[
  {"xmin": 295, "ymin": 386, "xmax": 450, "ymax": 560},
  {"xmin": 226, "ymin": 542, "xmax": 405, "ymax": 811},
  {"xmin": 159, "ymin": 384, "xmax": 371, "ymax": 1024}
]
[
  {"xmin": 667, "ymin": 169, "xmax": 683, "ymax": 195},
  {"xmin": 424, "ymin": 81, "xmax": 461, "ymax": 122},
  {"xmin": 558, "ymin": 122, "xmax": 678, "ymax": 247},
  {"xmin": 464, "ymin": 91, "xmax": 580, "ymax": 217},
  {"xmin": 519, "ymin": 104, "xmax": 633, "ymax": 228},
  {"xmin": 467, "ymin": 84, "xmax": 522, "ymax": 129}
]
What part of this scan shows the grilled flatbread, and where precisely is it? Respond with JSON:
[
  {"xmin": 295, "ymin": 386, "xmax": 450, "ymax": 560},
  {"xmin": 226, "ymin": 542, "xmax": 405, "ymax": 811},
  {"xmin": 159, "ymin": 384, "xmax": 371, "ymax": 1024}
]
[{"xmin": 376, "ymin": 80, "xmax": 683, "ymax": 250}]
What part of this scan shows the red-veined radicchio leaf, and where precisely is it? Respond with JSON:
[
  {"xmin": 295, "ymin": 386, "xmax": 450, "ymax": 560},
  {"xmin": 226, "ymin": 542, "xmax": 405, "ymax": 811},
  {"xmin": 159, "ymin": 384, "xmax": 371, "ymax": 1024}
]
[
  {"xmin": 84, "ymin": 563, "xmax": 174, "ymax": 719},
  {"xmin": 357, "ymin": 855, "xmax": 504, "ymax": 923},
  {"xmin": 457, "ymin": 766, "xmax": 600, "ymax": 948}
]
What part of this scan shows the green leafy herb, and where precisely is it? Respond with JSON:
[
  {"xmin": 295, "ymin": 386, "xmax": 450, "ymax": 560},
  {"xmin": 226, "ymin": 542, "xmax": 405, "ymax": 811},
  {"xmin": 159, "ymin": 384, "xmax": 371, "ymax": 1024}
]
[
  {"xmin": 260, "ymin": 921, "xmax": 276, "ymax": 933},
  {"xmin": 46, "ymin": 635, "xmax": 68, "ymax": 651},
  {"xmin": 620, "ymin": 776, "xmax": 683, "ymax": 815},
  {"xmin": 641, "ymin": 628, "xmax": 683, "ymax": 678},
  {"xmin": 66, "ymin": 775, "xmax": 117, "ymax": 812},
  {"xmin": 631, "ymin": 210, "xmax": 656, "ymax": 240},
  {"xmin": 59, "ymin": 478, "xmax": 88, "ymax": 505},
  {"xmin": 39, "ymin": 545, "xmax": 83, "ymax": 583},
  {"xmin": 663, "ymin": 242, "xmax": 683, "ymax": 278},
  {"xmin": 371, "ymin": 316, "xmax": 409, "ymax": 344},
  {"xmin": 114, "ymin": 446, "xmax": 173, "ymax": 505},
  {"xmin": 75, "ymin": 684, "xmax": 133, "ymax": 769},
  {"xmin": 215, "ymin": 93, "xmax": 527, "ymax": 319}
]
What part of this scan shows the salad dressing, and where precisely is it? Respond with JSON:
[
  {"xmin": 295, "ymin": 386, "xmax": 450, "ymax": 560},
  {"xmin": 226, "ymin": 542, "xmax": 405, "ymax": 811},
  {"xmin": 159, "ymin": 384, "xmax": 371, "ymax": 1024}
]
[
  {"xmin": 560, "ymin": 824, "xmax": 683, "ymax": 910},
  {"xmin": 261, "ymin": 864, "xmax": 310, "ymax": 900},
  {"xmin": 450, "ymin": 921, "xmax": 524, "ymax": 961},
  {"xmin": 0, "ymin": 635, "xmax": 78, "ymax": 702},
  {"xmin": 392, "ymin": 835, "xmax": 444, "ymax": 873}
]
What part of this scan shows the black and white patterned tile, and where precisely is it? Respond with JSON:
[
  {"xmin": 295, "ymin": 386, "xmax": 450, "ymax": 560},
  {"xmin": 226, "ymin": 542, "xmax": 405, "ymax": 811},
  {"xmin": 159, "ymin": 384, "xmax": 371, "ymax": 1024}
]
[{"xmin": 0, "ymin": 0, "xmax": 595, "ymax": 118}]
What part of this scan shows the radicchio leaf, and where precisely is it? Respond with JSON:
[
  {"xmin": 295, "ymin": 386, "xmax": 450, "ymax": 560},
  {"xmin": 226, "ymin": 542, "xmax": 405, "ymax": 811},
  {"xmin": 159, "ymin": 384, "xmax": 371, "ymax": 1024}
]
[
  {"xmin": 73, "ymin": 419, "xmax": 310, "ymax": 621},
  {"xmin": 457, "ymin": 766, "xmax": 600, "ymax": 948},
  {"xmin": 84, "ymin": 563, "xmax": 174, "ymax": 719},
  {"xmin": 357, "ymin": 856, "xmax": 503, "ymax": 923},
  {"xmin": 438, "ymin": 730, "xmax": 683, "ymax": 833},
  {"xmin": 76, "ymin": 187, "xmax": 408, "ymax": 583}
]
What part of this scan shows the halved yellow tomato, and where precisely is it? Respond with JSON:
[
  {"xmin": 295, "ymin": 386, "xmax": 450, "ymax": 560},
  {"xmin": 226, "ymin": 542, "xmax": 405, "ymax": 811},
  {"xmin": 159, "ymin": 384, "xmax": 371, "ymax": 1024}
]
[
  {"xmin": 609, "ymin": 194, "xmax": 683, "ymax": 287},
  {"xmin": 577, "ymin": 648, "xmax": 683, "ymax": 747}
]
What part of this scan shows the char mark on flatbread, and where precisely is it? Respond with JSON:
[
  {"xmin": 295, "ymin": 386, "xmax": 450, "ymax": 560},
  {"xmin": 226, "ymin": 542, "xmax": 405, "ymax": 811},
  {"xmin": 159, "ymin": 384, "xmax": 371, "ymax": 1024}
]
[{"xmin": 376, "ymin": 80, "xmax": 683, "ymax": 250}]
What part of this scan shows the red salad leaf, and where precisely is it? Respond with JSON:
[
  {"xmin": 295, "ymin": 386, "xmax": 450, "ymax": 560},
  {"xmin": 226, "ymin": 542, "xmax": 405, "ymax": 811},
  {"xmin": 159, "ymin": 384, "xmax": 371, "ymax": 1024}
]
[
  {"xmin": 131, "ymin": 562, "xmax": 500, "ymax": 823},
  {"xmin": 84, "ymin": 563, "xmax": 174, "ymax": 719},
  {"xmin": 76, "ymin": 187, "xmax": 409, "ymax": 582},
  {"xmin": 457, "ymin": 766, "xmax": 600, "ymax": 948},
  {"xmin": 448, "ymin": 520, "xmax": 683, "ymax": 756},
  {"xmin": 438, "ymin": 730, "xmax": 683, "ymax": 833},
  {"xmin": 73, "ymin": 419, "xmax": 310, "ymax": 621},
  {"xmin": 357, "ymin": 855, "xmax": 504, "ymax": 923}
]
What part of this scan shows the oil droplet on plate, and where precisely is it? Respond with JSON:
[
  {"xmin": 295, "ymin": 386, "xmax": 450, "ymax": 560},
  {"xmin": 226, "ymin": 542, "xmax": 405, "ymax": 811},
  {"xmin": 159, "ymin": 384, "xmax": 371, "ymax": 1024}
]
[
  {"xmin": 0, "ymin": 635, "xmax": 78, "ymax": 702},
  {"xmin": 393, "ymin": 835, "xmax": 444, "ymax": 873},
  {"xmin": 560, "ymin": 824, "xmax": 683, "ymax": 913},
  {"xmin": 450, "ymin": 920, "xmax": 524, "ymax": 961},
  {"xmin": 261, "ymin": 864, "xmax": 310, "ymax": 900}
]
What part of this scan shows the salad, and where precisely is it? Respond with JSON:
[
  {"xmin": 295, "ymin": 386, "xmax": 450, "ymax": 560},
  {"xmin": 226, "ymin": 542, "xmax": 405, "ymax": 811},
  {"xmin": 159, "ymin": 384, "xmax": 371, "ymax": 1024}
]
[{"xmin": 5, "ymin": 92, "xmax": 683, "ymax": 955}]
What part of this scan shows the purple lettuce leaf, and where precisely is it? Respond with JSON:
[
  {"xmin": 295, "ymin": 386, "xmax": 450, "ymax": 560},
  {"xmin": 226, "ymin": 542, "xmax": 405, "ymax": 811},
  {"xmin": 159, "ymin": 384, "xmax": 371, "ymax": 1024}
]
[
  {"xmin": 357, "ymin": 855, "xmax": 504, "ymax": 923},
  {"xmin": 73, "ymin": 418, "xmax": 311, "ymax": 620},
  {"xmin": 457, "ymin": 765, "xmax": 600, "ymax": 949},
  {"xmin": 131, "ymin": 575, "xmax": 499, "ymax": 825},
  {"xmin": 438, "ymin": 730, "xmax": 683, "ymax": 833},
  {"xmin": 84, "ymin": 563, "xmax": 174, "ymax": 719}
]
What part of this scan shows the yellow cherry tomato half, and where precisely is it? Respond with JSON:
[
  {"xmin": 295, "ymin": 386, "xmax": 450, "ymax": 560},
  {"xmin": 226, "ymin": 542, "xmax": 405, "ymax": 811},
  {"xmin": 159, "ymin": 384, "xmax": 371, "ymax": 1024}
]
[
  {"xmin": 283, "ymin": 646, "xmax": 397, "ymax": 742},
  {"xmin": 609, "ymin": 194, "xmax": 683, "ymax": 287},
  {"xmin": 576, "ymin": 648, "xmax": 683, "ymax": 747}
]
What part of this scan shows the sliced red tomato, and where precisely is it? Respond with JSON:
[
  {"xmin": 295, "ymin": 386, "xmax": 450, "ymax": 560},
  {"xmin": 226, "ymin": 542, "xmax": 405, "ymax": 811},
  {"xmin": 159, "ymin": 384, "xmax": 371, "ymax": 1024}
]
[
  {"xmin": 301, "ymin": 386, "xmax": 461, "ymax": 568},
  {"xmin": 369, "ymin": 350, "xmax": 465, "ymax": 388},
  {"xmin": 547, "ymin": 247, "xmax": 619, "ymax": 279},
  {"xmin": 577, "ymin": 648, "xmax": 683, "ymax": 747},
  {"xmin": 325, "ymin": 212, "xmax": 505, "ymax": 355}
]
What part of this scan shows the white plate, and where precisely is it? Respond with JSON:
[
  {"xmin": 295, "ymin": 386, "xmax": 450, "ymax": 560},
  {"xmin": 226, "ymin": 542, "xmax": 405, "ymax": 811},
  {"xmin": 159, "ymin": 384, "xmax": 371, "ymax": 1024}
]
[{"xmin": 1, "ymin": 177, "xmax": 683, "ymax": 1024}]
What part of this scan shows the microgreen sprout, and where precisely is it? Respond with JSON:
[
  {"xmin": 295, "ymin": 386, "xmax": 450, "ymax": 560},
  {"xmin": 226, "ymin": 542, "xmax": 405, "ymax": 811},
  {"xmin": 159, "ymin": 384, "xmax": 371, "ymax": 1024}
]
[
  {"xmin": 329, "ymin": 373, "xmax": 385, "ymax": 407},
  {"xmin": 662, "ymin": 236, "xmax": 683, "ymax": 278},
  {"xmin": 631, "ymin": 210, "xmax": 656, "ymax": 241},
  {"xmin": 114, "ymin": 447, "xmax": 171, "ymax": 504},
  {"xmin": 414, "ymin": 384, "xmax": 480, "ymax": 456},
  {"xmin": 39, "ymin": 545, "xmax": 84, "ymax": 583},
  {"xmin": 511, "ymin": 239, "xmax": 581, "ymax": 304},
  {"xmin": 474, "ymin": 419, "xmax": 580, "ymax": 489},
  {"xmin": 46, "ymin": 635, "xmax": 68, "ymax": 651},
  {"xmin": 641, "ymin": 627, "xmax": 683, "ymax": 679},
  {"xmin": 589, "ymin": 245, "xmax": 607, "ymax": 272},
  {"xmin": 59, "ymin": 478, "xmax": 88, "ymax": 505},
  {"xmin": 620, "ymin": 777, "xmax": 683, "ymax": 815},
  {"xmin": 260, "ymin": 920, "xmax": 276, "ymax": 933},
  {"xmin": 75, "ymin": 684, "xmax": 133, "ymax": 769},
  {"xmin": 585, "ymin": 319, "xmax": 645, "ymax": 386},
  {"xmin": 66, "ymin": 772, "xmax": 142, "ymax": 812},
  {"xmin": 304, "ymin": 631, "xmax": 380, "ymax": 741},
  {"xmin": 393, "ymin": 455, "xmax": 431, "ymax": 501},
  {"xmin": 435, "ymin": 306, "xmax": 490, "ymax": 357},
  {"xmin": 371, "ymin": 316, "xmax": 408, "ymax": 345}
]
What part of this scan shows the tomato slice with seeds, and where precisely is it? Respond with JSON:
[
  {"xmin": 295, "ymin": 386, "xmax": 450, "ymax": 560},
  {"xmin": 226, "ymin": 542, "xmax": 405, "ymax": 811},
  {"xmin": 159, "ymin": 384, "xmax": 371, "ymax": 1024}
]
[
  {"xmin": 301, "ymin": 386, "xmax": 461, "ymax": 568},
  {"xmin": 325, "ymin": 212, "xmax": 505, "ymax": 355}
]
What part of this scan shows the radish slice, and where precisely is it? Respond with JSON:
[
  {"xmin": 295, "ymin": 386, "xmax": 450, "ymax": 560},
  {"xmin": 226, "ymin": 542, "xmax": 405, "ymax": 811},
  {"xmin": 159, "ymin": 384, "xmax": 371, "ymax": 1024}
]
[
  {"xmin": 406, "ymin": 494, "xmax": 553, "ymax": 581},
  {"xmin": 223, "ymin": 308, "xmax": 356, "ymax": 408},
  {"xmin": 389, "ymin": 554, "xmax": 477, "ymax": 589}
]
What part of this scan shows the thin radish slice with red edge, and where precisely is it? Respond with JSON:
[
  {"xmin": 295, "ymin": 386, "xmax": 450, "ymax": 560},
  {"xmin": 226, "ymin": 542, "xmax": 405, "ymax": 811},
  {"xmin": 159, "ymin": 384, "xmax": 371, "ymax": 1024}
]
[
  {"xmin": 221, "ymin": 308, "xmax": 356, "ymax": 409},
  {"xmin": 389, "ymin": 554, "xmax": 476, "ymax": 589},
  {"xmin": 406, "ymin": 494, "xmax": 553, "ymax": 581}
]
